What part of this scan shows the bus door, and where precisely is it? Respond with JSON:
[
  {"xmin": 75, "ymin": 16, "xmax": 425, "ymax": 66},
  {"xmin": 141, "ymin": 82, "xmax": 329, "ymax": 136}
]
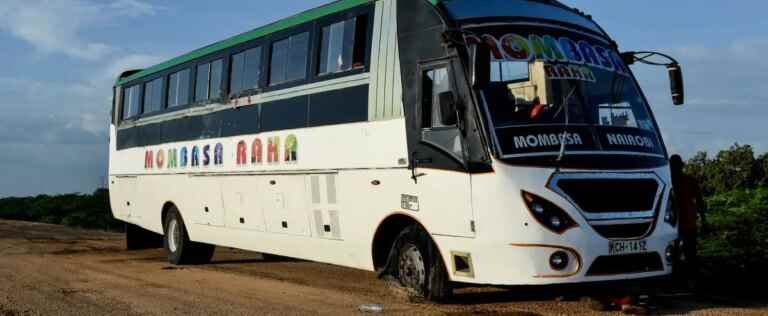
[{"xmin": 410, "ymin": 60, "xmax": 475, "ymax": 237}]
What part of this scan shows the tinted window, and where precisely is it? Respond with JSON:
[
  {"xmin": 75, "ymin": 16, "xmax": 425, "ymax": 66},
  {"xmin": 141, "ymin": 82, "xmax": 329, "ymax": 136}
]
[
  {"xmin": 143, "ymin": 77, "xmax": 164, "ymax": 114},
  {"xmin": 422, "ymin": 67, "xmax": 453, "ymax": 128},
  {"xmin": 261, "ymin": 95, "xmax": 309, "ymax": 131},
  {"xmin": 195, "ymin": 63, "xmax": 210, "ymax": 101},
  {"xmin": 309, "ymin": 84, "xmax": 368, "ymax": 127},
  {"xmin": 230, "ymin": 48, "xmax": 261, "ymax": 95},
  {"xmin": 122, "ymin": 85, "xmax": 141, "ymax": 119},
  {"xmin": 442, "ymin": 0, "xmax": 605, "ymax": 35},
  {"xmin": 168, "ymin": 69, "xmax": 190, "ymax": 107},
  {"xmin": 270, "ymin": 32, "xmax": 309, "ymax": 85},
  {"xmin": 319, "ymin": 16, "xmax": 367, "ymax": 75},
  {"xmin": 195, "ymin": 59, "xmax": 224, "ymax": 102},
  {"xmin": 210, "ymin": 59, "xmax": 223, "ymax": 98}
]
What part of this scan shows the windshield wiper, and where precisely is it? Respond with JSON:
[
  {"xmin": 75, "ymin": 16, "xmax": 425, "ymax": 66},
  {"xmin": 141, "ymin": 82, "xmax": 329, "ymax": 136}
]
[{"xmin": 554, "ymin": 84, "xmax": 578, "ymax": 171}]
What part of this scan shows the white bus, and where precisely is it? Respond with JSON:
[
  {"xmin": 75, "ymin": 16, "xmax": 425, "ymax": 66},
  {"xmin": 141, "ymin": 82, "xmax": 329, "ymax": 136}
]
[{"xmin": 110, "ymin": 0, "xmax": 686, "ymax": 300}]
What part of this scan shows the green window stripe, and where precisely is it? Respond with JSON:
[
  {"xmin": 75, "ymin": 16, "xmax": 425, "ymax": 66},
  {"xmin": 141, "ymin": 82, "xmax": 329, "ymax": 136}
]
[{"xmin": 117, "ymin": 0, "xmax": 377, "ymax": 86}]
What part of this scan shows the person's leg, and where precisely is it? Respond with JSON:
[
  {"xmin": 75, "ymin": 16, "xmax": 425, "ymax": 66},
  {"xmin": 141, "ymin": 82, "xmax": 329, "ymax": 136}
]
[
  {"xmin": 670, "ymin": 236, "xmax": 688, "ymax": 289},
  {"xmin": 682, "ymin": 235, "xmax": 699, "ymax": 290}
]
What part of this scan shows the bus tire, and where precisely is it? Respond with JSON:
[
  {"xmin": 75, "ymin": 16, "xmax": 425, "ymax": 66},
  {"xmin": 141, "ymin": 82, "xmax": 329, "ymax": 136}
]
[
  {"xmin": 126, "ymin": 223, "xmax": 162, "ymax": 250},
  {"xmin": 394, "ymin": 224, "xmax": 452, "ymax": 302},
  {"xmin": 163, "ymin": 207, "xmax": 215, "ymax": 265}
]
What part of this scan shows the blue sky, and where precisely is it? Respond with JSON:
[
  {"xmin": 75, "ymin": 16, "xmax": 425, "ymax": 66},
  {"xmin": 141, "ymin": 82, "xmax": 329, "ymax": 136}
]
[{"xmin": 0, "ymin": 0, "xmax": 765, "ymax": 197}]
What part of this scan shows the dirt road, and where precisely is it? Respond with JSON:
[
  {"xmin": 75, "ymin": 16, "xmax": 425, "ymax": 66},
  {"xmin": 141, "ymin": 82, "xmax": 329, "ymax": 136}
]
[{"xmin": 0, "ymin": 220, "xmax": 764, "ymax": 316}]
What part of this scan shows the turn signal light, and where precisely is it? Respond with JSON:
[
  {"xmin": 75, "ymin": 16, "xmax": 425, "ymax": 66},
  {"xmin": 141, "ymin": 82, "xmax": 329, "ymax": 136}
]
[{"xmin": 522, "ymin": 191, "xmax": 578, "ymax": 234}]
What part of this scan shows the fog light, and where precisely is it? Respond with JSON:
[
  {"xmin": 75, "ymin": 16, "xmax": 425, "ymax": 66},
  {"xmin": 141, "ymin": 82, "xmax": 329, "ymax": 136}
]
[{"xmin": 549, "ymin": 251, "xmax": 569, "ymax": 271}]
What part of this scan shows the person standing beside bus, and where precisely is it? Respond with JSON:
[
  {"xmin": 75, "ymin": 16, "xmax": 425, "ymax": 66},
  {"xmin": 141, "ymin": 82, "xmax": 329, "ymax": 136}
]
[{"xmin": 670, "ymin": 155, "xmax": 707, "ymax": 288}]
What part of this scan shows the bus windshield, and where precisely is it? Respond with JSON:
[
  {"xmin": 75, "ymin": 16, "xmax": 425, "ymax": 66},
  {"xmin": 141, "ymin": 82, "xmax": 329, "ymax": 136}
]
[{"xmin": 467, "ymin": 25, "xmax": 664, "ymax": 158}]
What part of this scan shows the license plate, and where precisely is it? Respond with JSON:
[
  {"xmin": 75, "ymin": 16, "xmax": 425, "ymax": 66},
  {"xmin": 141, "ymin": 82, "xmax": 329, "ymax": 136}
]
[{"xmin": 608, "ymin": 240, "xmax": 648, "ymax": 255}]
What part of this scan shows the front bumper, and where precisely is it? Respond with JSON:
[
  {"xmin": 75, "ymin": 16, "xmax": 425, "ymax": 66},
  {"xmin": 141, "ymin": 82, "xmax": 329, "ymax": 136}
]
[{"xmin": 433, "ymin": 229, "xmax": 676, "ymax": 286}]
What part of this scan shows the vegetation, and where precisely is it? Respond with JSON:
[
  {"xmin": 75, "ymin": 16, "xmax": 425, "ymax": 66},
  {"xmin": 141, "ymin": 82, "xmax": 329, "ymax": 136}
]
[
  {"xmin": 685, "ymin": 144, "xmax": 768, "ymax": 290},
  {"xmin": 0, "ymin": 189, "xmax": 123, "ymax": 232}
]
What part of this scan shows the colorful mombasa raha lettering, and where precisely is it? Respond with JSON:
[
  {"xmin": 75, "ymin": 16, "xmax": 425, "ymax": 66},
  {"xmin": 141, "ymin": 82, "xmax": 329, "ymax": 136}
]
[
  {"xmin": 145, "ymin": 136, "xmax": 296, "ymax": 169},
  {"xmin": 466, "ymin": 33, "xmax": 629, "ymax": 77}
]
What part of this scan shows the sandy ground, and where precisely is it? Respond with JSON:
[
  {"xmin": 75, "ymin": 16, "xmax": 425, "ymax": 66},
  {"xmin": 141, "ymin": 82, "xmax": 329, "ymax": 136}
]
[{"xmin": 0, "ymin": 220, "xmax": 765, "ymax": 316}]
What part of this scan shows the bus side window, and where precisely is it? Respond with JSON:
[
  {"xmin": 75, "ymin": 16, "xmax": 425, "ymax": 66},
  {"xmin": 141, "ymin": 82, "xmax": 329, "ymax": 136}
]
[
  {"xmin": 318, "ymin": 14, "xmax": 368, "ymax": 76},
  {"xmin": 421, "ymin": 67, "xmax": 454, "ymax": 129},
  {"xmin": 122, "ymin": 85, "xmax": 142, "ymax": 120},
  {"xmin": 168, "ymin": 69, "xmax": 191, "ymax": 108}
]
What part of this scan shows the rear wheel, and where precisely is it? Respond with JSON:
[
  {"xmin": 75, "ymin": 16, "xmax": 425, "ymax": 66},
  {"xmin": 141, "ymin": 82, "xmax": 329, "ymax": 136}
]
[
  {"xmin": 163, "ymin": 207, "xmax": 215, "ymax": 265},
  {"xmin": 394, "ymin": 225, "xmax": 452, "ymax": 301}
]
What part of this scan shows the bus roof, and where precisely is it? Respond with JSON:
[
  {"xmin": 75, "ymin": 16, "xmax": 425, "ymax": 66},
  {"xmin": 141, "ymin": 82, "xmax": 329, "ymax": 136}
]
[
  {"xmin": 116, "ymin": 0, "xmax": 375, "ymax": 86},
  {"xmin": 116, "ymin": 0, "xmax": 575, "ymax": 86}
]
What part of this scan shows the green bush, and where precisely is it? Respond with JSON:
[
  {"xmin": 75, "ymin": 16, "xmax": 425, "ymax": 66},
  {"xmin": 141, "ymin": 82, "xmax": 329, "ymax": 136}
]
[
  {"xmin": 0, "ymin": 189, "xmax": 122, "ymax": 232},
  {"xmin": 699, "ymin": 188, "xmax": 768, "ymax": 282}
]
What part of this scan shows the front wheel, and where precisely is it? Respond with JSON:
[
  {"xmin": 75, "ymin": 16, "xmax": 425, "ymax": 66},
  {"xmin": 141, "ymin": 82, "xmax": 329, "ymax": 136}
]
[
  {"xmin": 394, "ymin": 225, "xmax": 452, "ymax": 301},
  {"xmin": 163, "ymin": 207, "xmax": 215, "ymax": 265}
]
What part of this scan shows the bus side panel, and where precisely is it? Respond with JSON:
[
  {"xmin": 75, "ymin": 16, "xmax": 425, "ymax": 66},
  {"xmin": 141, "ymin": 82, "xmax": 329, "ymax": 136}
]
[
  {"xmin": 260, "ymin": 175, "xmax": 311, "ymax": 236},
  {"xmin": 189, "ymin": 176, "xmax": 226, "ymax": 227},
  {"xmin": 109, "ymin": 176, "xmax": 135, "ymax": 222},
  {"xmin": 221, "ymin": 177, "xmax": 267, "ymax": 232}
]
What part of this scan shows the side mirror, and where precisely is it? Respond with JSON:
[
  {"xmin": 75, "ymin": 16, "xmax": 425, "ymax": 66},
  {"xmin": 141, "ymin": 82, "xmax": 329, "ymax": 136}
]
[
  {"xmin": 667, "ymin": 63, "xmax": 685, "ymax": 106},
  {"xmin": 470, "ymin": 44, "xmax": 491, "ymax": 88},
  {"xmin": 438, "ymin": 91, "xmax": 458, "ymax": 126}
]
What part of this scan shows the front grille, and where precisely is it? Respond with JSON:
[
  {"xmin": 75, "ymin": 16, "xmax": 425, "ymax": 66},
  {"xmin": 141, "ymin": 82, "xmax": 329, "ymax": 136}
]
[
  {"xmin": 551, "ymin": 174, "xmax": 664, "ymax": 240},
  {"xmin": 556, "ymin": 178, "xmax": 659, "ymax": 213},
  {"xmin": 593, "ymin": 223, "xmax": 654, "ymax": 239},
  {"xmin": 586, "ymin": 253, "xmax": 664, "ymax": 276}
]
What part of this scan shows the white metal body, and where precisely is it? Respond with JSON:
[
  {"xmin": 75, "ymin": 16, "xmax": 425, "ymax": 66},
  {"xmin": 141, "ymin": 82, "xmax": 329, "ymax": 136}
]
[{"xmin": 109, "ymin": 0, "xmax": 675, "ymax": 287}]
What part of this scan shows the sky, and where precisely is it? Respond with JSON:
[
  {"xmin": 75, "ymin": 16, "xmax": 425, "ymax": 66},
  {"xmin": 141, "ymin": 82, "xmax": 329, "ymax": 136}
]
[{"xmin": 0, "ymin": 0, "xmax": 765, "ymax": 197}]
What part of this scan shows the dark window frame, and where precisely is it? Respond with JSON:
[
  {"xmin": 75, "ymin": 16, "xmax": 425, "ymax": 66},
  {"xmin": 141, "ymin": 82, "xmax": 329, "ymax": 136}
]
[
  {"xmin": 167, "ymin": 68, "xmax": 192, "ymax": 109},
  {"xmin": 267, "ymin": 27, "xmax": 314, "ymax": 88},
  {"xmin": 194, "ymin": 58, "xmax": 225, "ymax": 103},
  {"xmin": 143, "ymin": 77, "xmax": 165, "ymax": 115},
  {"xmin": 228, "ymin": 46, "xmax": 264, "ymax": 98},
  {"xmin": 309, "ymin": 5, "xmax": 374, "ymax": 83},
  {"xmin": 116, "ymin": 3, "xmax": 374, "ymax": 125},
  {"xmin": 316, "ymin": 14, "xmax": 369, "ymax": 77},
  {"xmin": 121, "ymin": 84, "xmax": 143, "ymax": 121},
  {"xmin": 418, "ymin": 60, "xmax": 459, "ymax": 131}
]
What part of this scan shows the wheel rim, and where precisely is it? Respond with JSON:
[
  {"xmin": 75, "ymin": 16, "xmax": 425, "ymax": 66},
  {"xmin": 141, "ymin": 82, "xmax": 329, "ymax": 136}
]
[
  {"xmin": 398, "ymin": 243, "xmax": 426, "ymax": 291},
  {"xmin": 168, "ymin": 218, "xmax": 180, "ymax": 253}
]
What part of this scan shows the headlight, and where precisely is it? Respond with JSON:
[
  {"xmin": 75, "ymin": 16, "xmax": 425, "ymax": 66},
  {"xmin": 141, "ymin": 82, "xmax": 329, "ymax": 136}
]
[
  {"xmin": 522, "ymin": 191, "xmax": 578, "ymax": 234},
  {"xmin": 664, "ymin": 193, "xmax": 677, "ymax": 227}
]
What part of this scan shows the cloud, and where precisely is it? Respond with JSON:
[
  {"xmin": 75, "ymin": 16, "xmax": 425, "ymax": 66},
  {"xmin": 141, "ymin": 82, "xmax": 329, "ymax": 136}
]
[
  {"xmin": 636, "ymin": 38, "xmax": 768, "ymax": 157},
  {"xmin": 0, "ymin": 0, "xmax": 160, "ymax": 61},
  {"xmin": 667, "ymin": 38, "xmax": 768, "ymax": 67},
  {"xmin": 103, "ymin": 54, "xmax": 167, "ymax": 82},
  {"xmin": 0, "ymin": 0, "xmax": 164, "ymax": 197},
  {"xmin": 109, "ymin": 0, "xmax": 162, "ymax": 17},
  {"xmin": 0, "ymin": 113, "xmax": 105, "ymax": 145}
]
